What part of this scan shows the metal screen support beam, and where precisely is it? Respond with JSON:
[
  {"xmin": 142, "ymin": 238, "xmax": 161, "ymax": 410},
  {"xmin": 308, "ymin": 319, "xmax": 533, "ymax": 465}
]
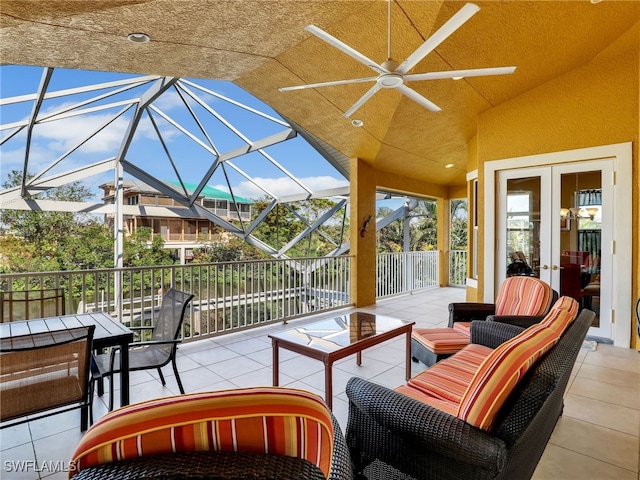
[{"xmin": 20, "ymin": 68, "xmax": 53, "ymax": 197}]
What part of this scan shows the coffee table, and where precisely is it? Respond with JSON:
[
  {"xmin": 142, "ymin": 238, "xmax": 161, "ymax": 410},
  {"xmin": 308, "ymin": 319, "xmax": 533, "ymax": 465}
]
[{"xmin": 269, "ymin": 311, "xmax": 414, "ymax": 409}]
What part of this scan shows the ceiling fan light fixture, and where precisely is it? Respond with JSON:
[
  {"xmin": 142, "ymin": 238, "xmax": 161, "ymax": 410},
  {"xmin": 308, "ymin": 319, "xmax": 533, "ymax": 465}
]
[
  {"xmin": 128, "ymin": 32, "xmax": 150, "ymax": 43},
  {"xmin": 377, "ymin": 73, "xmax": 404, "ymax": 88}
]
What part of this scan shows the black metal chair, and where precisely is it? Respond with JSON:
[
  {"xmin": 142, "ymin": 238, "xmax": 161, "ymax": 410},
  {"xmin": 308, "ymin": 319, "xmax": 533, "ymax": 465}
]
[
  {"xmin": 93, "ymin": 288, "xmax": 194, "ymax": 410},
  {"xmin": 1, "ymin": 325, "xmax": 95, "ymax": 431}
]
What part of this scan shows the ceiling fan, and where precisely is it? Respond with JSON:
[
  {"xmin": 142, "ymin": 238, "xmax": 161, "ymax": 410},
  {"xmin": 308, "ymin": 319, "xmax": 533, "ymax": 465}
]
[{"xmin": 279, "ymin": 1, "xmax": 516, "ymax": 118}]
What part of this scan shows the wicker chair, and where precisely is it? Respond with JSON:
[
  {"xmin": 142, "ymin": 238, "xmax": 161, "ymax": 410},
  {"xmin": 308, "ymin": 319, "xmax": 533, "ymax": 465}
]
[
  {"xmin": 93, "ymin": 288, "xmax": 194, "ymax": 410},
  {"xmin": 70, "ymin": 387, "xmax": 354, "ymax": 480},
  {"xmin": 411, "ymin": 276, "xmax": 556, "ymax": 366},
  {"xmin": 1, "ymin": 325, "xmax": 95, "ymax": 431}
]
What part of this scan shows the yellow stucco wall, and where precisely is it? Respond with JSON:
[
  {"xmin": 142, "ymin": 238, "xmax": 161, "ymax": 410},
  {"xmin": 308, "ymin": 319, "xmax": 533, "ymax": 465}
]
[
  {"xmin": 476, "ymin": 27, "xmax": 639, "ymax": 348},
  {"xmin": 350, "ymin": 158, "xmax": 378, "ymax": 307}
]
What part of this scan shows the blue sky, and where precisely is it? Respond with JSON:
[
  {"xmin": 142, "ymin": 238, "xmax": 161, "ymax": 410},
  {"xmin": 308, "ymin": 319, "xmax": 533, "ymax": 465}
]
[{"xmin": 0, "ymin": 65, "xmax": 349, "ymax": 202}]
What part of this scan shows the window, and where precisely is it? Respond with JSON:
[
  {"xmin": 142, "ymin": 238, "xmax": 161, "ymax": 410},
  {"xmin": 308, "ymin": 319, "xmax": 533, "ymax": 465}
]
[{"xmin": 506, "ymin": 191, "xmax": 535, "ymax": 266}]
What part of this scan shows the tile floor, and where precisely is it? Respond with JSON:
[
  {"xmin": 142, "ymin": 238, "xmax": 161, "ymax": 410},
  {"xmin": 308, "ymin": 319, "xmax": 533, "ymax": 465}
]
[{"xmin": 1, "ymin": 287, "xmax": 639, "ymax": 479}]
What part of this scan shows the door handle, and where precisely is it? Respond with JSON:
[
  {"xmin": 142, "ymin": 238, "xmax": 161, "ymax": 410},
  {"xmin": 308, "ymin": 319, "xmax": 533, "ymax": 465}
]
[
  {"xmin": 540, "ymin": 265, "xmax": 549, "ymax": 270},
  {"xmin": 552, "ymin": 265, "xmax": 559, "ymax": 270}
]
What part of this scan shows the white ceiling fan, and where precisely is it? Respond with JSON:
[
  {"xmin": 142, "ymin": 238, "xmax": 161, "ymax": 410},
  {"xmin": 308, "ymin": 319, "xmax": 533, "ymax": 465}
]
[{"xmin": 279, "ymin": 1, "xmax": 516, "ymax": 118}]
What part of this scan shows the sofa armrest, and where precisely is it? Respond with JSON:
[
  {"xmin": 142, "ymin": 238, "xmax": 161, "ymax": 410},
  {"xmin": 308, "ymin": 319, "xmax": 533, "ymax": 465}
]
[
  {"xmin": 448, "ymin": 303, "xmax": 496, "ymax": 327},
  {"xmin": 486, "ymin": 313, "xmax": 546, "ymax": 328},
  {"xmin": 470, "ymin": 320, "xmax": 525, "ymax": 349},
  {"xmin": 346, "ymin": 377, "xmax": 507, "ymax": 479}
]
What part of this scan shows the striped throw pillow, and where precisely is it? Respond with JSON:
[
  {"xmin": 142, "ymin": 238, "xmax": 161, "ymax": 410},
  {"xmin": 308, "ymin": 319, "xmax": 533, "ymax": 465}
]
[
  {"xmin": 70, "ymin": 388, "xmax": 335, "ymax": 479},
  {"xmin": 457, "ymin": 323, "xmax": 559, "ymax": 431},
  {"xmin": 540, "ymin": 297, "xmax": 578, "ymax": 335},
  {"xmin": 494, "ymin": 276, "xmax": 554, "ymax": 316},
  {"xmin": 549, "ymin": 295, "xmax": 579, "ymax": 315}
]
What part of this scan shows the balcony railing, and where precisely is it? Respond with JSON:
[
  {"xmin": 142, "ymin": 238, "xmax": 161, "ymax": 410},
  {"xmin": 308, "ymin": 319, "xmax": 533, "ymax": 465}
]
[
  {"xmin": 0, "ymin": 256, "xmax": 351, "ymax": 342},
  {"xmin": 376, "ymin": 251, "xmax": 439, "ymax": 298},
  {"xmin": 0, "ymin": 250, "xmax": 465, "ymax": 339},
  {"xmin": 449, "ymin": 249, "xmax": 468, "ymax": 286}
]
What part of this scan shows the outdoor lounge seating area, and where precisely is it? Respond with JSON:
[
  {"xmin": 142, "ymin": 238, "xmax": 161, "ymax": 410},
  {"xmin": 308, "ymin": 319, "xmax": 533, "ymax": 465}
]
[
  {"xmin": 348, "ymin": 297, "xmax": 594, "ymax": 479},
  {"xmin": 0, "ymin": 287, "xmax": 638, "ymax": 480}
]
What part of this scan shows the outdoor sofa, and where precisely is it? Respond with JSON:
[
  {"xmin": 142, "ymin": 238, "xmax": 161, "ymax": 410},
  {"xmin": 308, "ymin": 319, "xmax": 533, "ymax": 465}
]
[{"xmin": 346, "ymin": 296, "xmax": 594, "ymax": 480}]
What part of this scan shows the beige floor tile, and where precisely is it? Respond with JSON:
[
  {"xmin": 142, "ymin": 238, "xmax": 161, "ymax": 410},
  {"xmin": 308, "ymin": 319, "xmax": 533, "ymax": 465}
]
[
  {"xmin": 564, "ymin": 393, "xmax": 640, "ymax": 436},
  {"xmin": 583, "ymin": 348, "xmax": 640, "ymax": 374},
  {"xmin": 549, "ymin": 416, "xmax": 639, "ymax": 472},
  {"xmin": 532, "ymin": 443, "xmax": 636, "ymax": 480},
  {"xmin": 577, "ymin": 362, "xmax": 640, "ymax": 389},
  {"xmin": 568, "ymin": 376, "xmax": 640, "ymax": 410}
]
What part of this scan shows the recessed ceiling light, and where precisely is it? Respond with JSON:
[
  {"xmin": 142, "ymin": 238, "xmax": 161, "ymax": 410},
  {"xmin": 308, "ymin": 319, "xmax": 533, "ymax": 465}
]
[
  {"xmin": 445, "ymin": 163, "xmax": 454, "ymax": 168},
  {"xmin": 590, "ymin": 0, "xmax": 603, "ymax": 4},
  {"xmin": 128, "ymin": 33, "xmax": 150, "ymax": 43},
  {"xmin": 351, "ymin": 119, "xmax": 364, "ymax": 127},
  {"xmin": 452, "ymin": 76, "xmax": 464, "ymax": 80}
]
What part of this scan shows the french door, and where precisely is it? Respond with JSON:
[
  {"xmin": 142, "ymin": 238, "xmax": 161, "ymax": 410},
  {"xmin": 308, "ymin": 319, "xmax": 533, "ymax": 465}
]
[{"xmin": 497, "ymin": 159, "xmax": 614, "ymax": 340}]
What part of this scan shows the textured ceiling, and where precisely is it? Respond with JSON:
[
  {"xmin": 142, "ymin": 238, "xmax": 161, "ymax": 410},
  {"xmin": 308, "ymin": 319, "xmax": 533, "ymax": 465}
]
[{"xmin": 2, "ymin": 0, "xmax": 639, "ymax": 186}]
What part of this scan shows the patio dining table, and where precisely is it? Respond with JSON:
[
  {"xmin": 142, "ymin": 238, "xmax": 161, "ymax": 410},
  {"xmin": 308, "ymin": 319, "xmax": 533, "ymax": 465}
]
[{"xmin": 0, "ymin": 311, "xmax": 134, "ymax": 427}]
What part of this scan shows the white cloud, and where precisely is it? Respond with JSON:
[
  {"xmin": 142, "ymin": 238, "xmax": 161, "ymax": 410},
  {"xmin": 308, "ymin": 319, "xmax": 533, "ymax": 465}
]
[{"xmin": 214, "ymin": 175, "xmax": 349, "ymax": 200}]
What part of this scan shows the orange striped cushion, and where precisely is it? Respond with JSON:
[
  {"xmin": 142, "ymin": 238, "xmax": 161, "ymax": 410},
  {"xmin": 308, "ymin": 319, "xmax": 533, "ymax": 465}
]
[
  {"xmin": 549, "ymin": 295, "xmax": 579, "ymax": 316},
  {"xmin": 408, "ymin": 344, "xmax": 493, "ymax": 403},
  {"xmin": 394, "ymin": 385, "xmax": 459, "ymax": 416},
  {"xmin": 494, "ymin": 276, "xmax": 554, "ymax": 316},
  {"xmin": 412, "ymin": 328, "xmax": 470, "ymax": 354},
  {"xmin": 457, "ymin": 324, "xmax": 559, "ymax": 431},
  {"xmin": 540, "ymin": 297, "xmax": 578, "ymax": 335},
  {"xmin": 70, "ymin": 388, "xmax": 334, "ymax": 479},
  {"xmin": 452, "ymin": 321, "xmax": 471, "ymax": 336}
]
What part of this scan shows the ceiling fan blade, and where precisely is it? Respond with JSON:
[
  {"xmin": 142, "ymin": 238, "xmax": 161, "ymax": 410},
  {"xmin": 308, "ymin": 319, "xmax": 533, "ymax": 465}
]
[
  {"xmin": 404, "ymin": 66, "xmax": 517, "ymax": 82},
  {"xmin": 396, "ymin": 2, "xmax": 480, "ymax": 75},
  {"xmin": 279, "ymin": 76, "xmax": 378, "ymax": 92},
  {"xmin": 305, "ymin": 25, "xmax": 386, "ymax": 74},
  {"xmin": 396, "ymin": 85, "xmax": 441, "ymax": 112},
  {"xmin": 342, "ymin": 83, "xmax": 382, "ymax": 118}
]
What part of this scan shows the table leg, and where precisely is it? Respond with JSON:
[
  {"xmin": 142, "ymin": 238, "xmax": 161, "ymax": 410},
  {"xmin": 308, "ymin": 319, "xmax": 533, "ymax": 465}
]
[
  {"xmin": 324, "ymin": 360, "xmax": 333, "ymax": 409},
  {"xmin": 405, "ymin": 330, "xmax": 412, "ymax": 380},
  {"xmin": 272, "ymin": 339, "xmax": 279, "ymax": 386},
  {"xmin": 356, "ymin": 350, "xmax": 362, "ymax": 366},
  {"xmin": 80, "ymin": 405, "xmax": 89, "ymax": 431},
  {"xmin": 119, "ymin": 340, "xmax": 130, "ymax": 407}
]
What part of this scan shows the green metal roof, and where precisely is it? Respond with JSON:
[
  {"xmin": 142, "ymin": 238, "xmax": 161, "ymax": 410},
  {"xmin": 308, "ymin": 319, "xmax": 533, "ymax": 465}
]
[{"xmin": 166, "ymin": 181, "xmax": 253, "ymax": 204}]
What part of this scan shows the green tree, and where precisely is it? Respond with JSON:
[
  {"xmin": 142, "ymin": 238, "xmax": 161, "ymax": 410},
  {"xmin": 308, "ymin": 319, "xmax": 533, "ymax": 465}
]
[
  {"xmin": 124, "ymin": 227, "xmax": 174, "ymax": 267},
  {"xmin": 450, "ymin": 199, "xmax": 468, "ymax": 250},
  {"xmin": 1, "ymin": 170, "xmax": 96, "ymax": 258}
]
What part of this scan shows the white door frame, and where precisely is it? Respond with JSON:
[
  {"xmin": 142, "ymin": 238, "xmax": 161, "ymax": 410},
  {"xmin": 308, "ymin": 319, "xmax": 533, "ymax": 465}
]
[{"xmin": 484, "ymin": 142, "xmax": 632, "ymax": 347}]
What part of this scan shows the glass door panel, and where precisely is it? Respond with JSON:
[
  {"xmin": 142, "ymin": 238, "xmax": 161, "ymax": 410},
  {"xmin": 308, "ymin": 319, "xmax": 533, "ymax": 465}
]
[
  {"xmin": 497, "ymin": 168, "xmax": 551, "ymax": 288},
  {"xmin": 499, "ymin": 161, "xmax": 612, "ymax": 340}
]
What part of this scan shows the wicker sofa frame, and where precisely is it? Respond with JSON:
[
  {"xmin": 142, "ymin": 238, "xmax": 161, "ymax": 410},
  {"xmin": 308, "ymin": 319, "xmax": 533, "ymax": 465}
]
[{"xmin": 346, "ymin": 308, "xmax": 595, "ymax": 480}]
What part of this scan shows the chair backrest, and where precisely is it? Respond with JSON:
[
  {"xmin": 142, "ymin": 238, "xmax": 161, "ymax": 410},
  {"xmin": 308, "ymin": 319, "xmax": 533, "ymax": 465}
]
[
  {"xmin": 151, "ymin": 288, "xmax": 195, "ymax": 343},
  {"xmin": 494, "ymin": 276, "xmax": 554, "ymax": 317},
  {"xmin": 0, "ymin": 288, "xmax": 65, "ymax": 322},
  {"xmin": 71, "ymin": 387, "xmax": 335, "ymax": 479},
  {"xmin": 0, "ymin": 325, "xmax": 94, "ymax": 423},
  {"xmin": 559, "ymin": 263, "xmax": 583, "ymax": 300}
]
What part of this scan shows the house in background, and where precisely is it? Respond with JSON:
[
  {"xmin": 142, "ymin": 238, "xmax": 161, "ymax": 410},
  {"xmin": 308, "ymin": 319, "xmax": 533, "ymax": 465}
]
[{"xmin": 100, "ymin": 180, "xmax": 252, "ymax": 263}]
